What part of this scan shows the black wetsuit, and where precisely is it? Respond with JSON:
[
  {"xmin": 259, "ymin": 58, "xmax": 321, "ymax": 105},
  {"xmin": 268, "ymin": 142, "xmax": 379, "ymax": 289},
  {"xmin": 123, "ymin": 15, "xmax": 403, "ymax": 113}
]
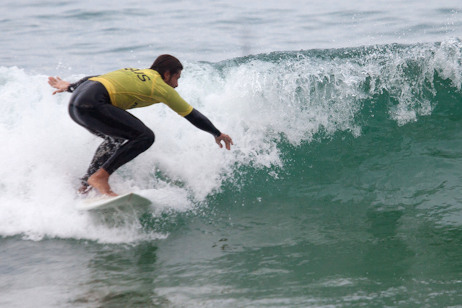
[{"xmin": 67, "ymin": 76, "xmax": 221, "ymax": 187}]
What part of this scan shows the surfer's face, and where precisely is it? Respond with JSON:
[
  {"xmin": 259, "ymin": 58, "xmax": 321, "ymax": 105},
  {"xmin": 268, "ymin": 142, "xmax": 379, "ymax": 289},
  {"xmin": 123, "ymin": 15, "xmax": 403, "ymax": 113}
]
[{"xmin": 164, "ymin": 70, "xmax": 181, "ymax": 88}]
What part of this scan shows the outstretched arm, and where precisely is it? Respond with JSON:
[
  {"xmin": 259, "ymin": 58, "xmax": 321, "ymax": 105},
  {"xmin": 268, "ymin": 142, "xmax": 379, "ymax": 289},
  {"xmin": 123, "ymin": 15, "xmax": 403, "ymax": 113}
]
[
  {"xmin": 185, "ymin": 108, "xmax": 233, "ymax": 150},
  {"xmin": 48, "ymin": 75, "xmax": 98, "ymax": 95}
]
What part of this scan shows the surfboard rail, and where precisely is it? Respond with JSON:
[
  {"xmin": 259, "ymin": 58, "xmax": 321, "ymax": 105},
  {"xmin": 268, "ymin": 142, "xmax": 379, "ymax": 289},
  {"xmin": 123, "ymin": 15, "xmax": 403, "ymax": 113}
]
[{"xmin": 76, "ymin": 192, "xmax": 152, "ymax": 211}]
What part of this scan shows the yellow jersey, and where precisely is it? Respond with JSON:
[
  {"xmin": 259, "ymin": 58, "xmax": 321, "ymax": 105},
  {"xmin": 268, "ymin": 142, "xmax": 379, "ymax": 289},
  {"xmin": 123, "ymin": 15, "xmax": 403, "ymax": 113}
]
[{"xmin": 90, "ymin": 68, "xmax": 193, "ymax": 116}]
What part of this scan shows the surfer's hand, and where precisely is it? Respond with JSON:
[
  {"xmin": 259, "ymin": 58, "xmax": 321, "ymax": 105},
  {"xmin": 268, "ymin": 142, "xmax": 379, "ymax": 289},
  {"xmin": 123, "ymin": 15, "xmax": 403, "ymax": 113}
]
[
  {"xmin": 215, "ymin": 133, "xmax": 233, "ymax": 150},
  {"xmin": 48, "ymin": 76, "xmax": 70, "ymax": 95}
]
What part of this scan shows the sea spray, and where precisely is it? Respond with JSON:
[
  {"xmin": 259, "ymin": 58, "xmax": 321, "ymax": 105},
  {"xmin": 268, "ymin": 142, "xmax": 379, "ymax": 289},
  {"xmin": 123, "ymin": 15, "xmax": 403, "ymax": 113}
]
[{"xmin": 1, "ymin": 40, "xmax": 462, "ymax": 242}]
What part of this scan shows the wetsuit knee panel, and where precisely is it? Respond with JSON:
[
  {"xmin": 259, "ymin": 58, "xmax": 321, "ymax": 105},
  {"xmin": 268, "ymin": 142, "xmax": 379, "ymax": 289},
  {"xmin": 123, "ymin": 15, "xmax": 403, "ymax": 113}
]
[{"xmin": 139, "ymin": 129, "xmax": 155, "ymax": 149}]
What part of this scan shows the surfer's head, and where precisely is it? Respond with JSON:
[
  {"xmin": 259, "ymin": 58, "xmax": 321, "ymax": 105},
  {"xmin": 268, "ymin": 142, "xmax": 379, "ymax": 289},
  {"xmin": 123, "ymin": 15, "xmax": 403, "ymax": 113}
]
[{"xmin": 151, "ymin": 54, "xmax": 183, "ymax": 80}]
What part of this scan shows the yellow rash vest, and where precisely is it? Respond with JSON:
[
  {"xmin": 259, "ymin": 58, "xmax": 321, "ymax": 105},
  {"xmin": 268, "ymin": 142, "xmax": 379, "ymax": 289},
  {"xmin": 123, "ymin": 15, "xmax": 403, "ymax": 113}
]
[{"xmin": 90, "ymin": 68, "xmax": 193, "ymax": 116}]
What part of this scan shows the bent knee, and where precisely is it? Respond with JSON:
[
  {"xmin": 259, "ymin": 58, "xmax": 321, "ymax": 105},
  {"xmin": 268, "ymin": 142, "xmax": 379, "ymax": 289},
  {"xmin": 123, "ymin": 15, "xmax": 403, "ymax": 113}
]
[
  {"xmin": 146, "ymin": 129, "xmax": 155, "ymax": 146},
  {"xmin": 139, "ymin": 129, "xmax": 155, "ymax": 149}
]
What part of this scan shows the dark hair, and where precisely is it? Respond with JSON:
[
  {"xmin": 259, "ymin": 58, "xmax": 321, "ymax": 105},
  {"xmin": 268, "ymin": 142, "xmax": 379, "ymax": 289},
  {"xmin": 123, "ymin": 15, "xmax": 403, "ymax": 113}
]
[{"xmin": 150, "ymin": 54, "xmax": 183, "ymax": 79}]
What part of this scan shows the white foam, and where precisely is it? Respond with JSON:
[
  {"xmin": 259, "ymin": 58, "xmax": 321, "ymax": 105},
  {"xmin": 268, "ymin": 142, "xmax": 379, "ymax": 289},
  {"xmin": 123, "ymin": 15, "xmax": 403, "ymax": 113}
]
[{"xmin": 1, "ymin": 41, "xmax": 461, "ymax": 242}]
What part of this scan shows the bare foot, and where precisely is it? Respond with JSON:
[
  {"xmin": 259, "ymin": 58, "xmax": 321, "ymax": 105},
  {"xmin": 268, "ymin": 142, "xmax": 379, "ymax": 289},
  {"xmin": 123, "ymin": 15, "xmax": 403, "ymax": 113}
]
[{"xmin": 87, "ymin": 169, "xmax": 118, "ymax": 197}]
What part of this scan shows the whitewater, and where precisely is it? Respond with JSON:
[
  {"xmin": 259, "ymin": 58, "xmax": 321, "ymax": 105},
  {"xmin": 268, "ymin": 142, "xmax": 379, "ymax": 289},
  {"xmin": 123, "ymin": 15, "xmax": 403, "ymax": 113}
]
[{"xmin": 1, "ymin": 40, "xmax": 461, "ymax": 242}]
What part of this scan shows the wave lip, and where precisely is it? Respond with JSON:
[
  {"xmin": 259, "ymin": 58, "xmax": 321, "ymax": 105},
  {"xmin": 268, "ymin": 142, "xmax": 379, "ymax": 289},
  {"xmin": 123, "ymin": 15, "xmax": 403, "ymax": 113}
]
[{"xmin": 1, "ymin": 39, "xmax": 462, "ymax": 242}]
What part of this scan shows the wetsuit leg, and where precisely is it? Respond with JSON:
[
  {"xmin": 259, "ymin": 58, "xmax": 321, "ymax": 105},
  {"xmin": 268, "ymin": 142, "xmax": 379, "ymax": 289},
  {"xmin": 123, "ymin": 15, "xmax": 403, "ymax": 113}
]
[
  {"xmin": 80, "ymin": 136, "xmax": 125, "ymax": 186},
  {"xmin": 69, "ymin": 80, "xmax": 155, "ymax": 181}
]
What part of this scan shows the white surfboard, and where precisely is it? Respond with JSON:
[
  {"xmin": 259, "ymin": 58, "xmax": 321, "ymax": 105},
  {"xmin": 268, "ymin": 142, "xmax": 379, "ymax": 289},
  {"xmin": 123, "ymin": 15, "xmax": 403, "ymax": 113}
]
[{"xmin": 77, "ymin": 192, "xmax": 152, "ymax": 211}]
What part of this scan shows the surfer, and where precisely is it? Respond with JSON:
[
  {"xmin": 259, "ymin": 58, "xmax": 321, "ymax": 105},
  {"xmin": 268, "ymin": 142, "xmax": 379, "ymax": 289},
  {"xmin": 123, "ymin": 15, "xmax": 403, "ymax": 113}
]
[{"xmin": 48, "ymin": 54, "xmax": 233, "ymax": 197}]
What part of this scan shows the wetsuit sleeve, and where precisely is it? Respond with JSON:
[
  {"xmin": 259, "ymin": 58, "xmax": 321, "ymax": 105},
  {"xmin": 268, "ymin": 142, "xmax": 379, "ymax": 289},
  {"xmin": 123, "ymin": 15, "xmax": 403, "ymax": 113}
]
[
  {"xmin": 184, "ymin": 108, "xmax": 222, "ymax": 137},
  {"xmin": 67, "ymin": 75, "xmax": 99, "ymax": 93}
]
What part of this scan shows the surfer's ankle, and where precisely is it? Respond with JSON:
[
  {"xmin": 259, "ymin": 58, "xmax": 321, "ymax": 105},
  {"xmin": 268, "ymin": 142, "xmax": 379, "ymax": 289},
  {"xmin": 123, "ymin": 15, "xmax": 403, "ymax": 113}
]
[
  {"xmin": 88, "ymin": 169, "xmax": 117, "ymax": 196},
  {"xmin": 88, "ymin": 168, "xmax": 110, "ymax": 180},
  {"xmin": 89, "ymin": 182, "xmax": 118, "ymax": 197}
]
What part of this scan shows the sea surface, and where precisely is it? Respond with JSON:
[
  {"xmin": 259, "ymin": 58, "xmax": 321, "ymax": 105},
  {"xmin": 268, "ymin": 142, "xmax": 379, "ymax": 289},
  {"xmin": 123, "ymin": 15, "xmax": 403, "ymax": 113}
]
[{"xmin": 2, "ymin": 0, "xmax": 462, "ymax": 307}]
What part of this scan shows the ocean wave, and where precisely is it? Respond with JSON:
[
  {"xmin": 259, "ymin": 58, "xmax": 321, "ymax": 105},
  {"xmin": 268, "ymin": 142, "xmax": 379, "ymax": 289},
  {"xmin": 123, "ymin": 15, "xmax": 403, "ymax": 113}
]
[{"xmin": 1, "ymin": 39, "xmax": 462, "ymax": 242}]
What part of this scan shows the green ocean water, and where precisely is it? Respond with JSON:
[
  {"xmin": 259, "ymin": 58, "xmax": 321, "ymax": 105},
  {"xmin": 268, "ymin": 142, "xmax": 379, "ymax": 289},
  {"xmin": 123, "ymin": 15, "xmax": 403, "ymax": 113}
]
[{"xmin": 2, "ymin": 36, "xmax": 462, "ymax": 308}]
